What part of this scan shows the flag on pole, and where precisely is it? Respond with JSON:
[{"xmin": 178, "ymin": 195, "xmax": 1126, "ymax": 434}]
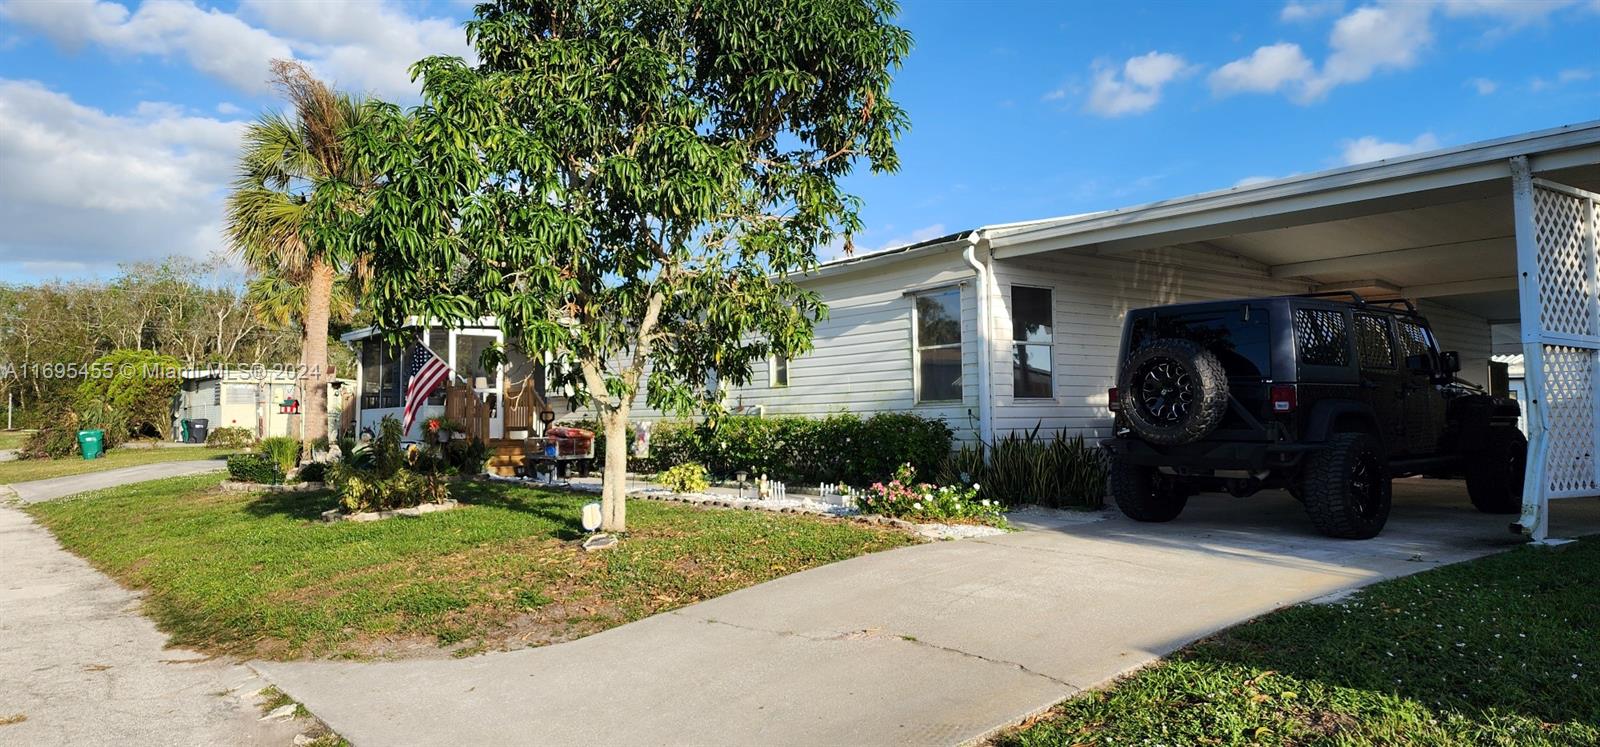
[{"xmin": 403, "ymin": 344, "xmax": 451, "ymax": 433}]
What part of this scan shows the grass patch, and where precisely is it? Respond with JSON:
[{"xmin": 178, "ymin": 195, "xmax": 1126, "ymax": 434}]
[
  {"xmin": 0, "ymin": 446, "xmax": 234, "ymax": 484},
  {"xmin": 28, "ymin": 475, "xmax": 915, "ymax": 659},
  {"xmin": 997, "ymin": 538, "xmax": 1600, "ymax": 746},
  {"xmin": 0, "ymin": 430, "xmax": 31, "ymax": 451}
]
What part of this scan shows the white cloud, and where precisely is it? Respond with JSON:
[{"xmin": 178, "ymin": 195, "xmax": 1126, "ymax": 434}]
[
  {"xmin": 1280, "ymin": 0, "xmax": 1343, "ymax": 22},
  {"xmin": 0, "ymin": 79, "xmax": 243, "ymax": 269},
  {"xmin": 869, "ymin": 224, "xmax": 948, "ymax": 254},
  {"xmin": 1217, "ymin": 0, "xmax": 1569, "ymax": 103},
  {"xmin": 0, "ymin": 0, "xmax": 472, "ymax": 99},
  {"xmin": 1086, "ymin": 51, "xmax": 1192, "ymax": 117},
  {"xmin": 215, "ymin": 101, "xmax": 243, "ymax": 115},
  {"xmin": 0, "ymin": 0, "xmax": 295, "ymax": 93},
  {"xmin": 1301, "ymin": 3, "xmax": 1433, "ymax": 101},
  {"xmin": 238, "ymin": 0, "xmax": 472, "ymax": 99},
  {"xmin": 1468, "ymin": 77, "xmax": 1497, "ymax": 94},
  {"xmin": 1531, "ymin": 67, "xmax": 1594, "ymax": 91},
  {"xmin": 1208, "ymin": 43, "xmax": 1314, "ymax": 96},
  {"xmin": 1339, "ymin": 132, "xmax": 1440, "ymax": 165},
  {"xmin": 1441, "ymin": 0, "xmax": 1577, "ymax": 24}
]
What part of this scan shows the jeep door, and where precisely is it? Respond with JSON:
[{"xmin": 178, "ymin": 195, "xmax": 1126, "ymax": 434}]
[{"xmin": 1353, "ymin": 312, "xmax": 1409, "ymax": 455}]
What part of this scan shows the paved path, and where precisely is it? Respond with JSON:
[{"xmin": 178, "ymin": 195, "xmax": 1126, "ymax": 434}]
[
  {"xmin": 0, "ymin": 501, "xmax": 302, "ymax": 745},
  {"xmin": 8, "ymin": 460, "xmax": 225, "ymax": 504},
  {"xmin": 259, "ymin": 481, "xmax": 1600, "ymax": 746}
]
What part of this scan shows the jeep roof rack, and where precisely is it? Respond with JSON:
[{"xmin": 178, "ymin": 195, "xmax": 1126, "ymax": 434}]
[
  {"xmin": 1292, "ymin": 290, "xmax": 1367, "ymax": 304},
  {"xmin": 1363, "ymin": 297, "xmax": 1420, "ymax": 314}
]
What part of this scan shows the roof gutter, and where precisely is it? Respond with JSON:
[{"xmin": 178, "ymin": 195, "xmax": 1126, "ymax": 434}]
[{"xmin": 960, "ymin": 230, "xmax": 995, "ymax": 447}]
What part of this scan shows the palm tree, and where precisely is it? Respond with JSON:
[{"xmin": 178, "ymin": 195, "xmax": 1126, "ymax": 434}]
[{"xmin": 227, "ymin": 60, "xmax": 373, "ymax": 457}]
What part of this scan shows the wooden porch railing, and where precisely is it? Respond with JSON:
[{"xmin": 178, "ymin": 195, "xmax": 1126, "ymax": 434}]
[{"xmin": 443, "ymin": 376, "xmax": 548, "ymax": 441}]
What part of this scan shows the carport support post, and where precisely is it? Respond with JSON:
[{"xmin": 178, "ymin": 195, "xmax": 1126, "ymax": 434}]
[{"xmin": 1509, "ymin": 156, "xmax": 1552, "ymax": 542}]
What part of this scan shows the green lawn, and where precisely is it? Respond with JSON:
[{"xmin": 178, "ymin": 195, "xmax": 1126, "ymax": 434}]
[
  {"xmin": 0, "ymin": 430, "xmax": 30, "ymax": 451},
  {"xmin": 27, "ymin": 475, "xmax": 916, "ymax": 660},
  {"xmin": 0, "ymin": 446, "xmax": 233, "ymax": 484},
  {"xmin": 998, "ymin": 539, "xmax": 1600, "ymax": 746}
]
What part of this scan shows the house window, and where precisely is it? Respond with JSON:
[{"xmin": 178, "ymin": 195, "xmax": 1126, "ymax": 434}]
[
  {"xmin": 1011, "ymin": 285, "xmax": 1054, "ymax": 399},
  {"xmin": 361, "ymin": 338, "xmax": 406, "ymax": 408},
  {"xmin": 211, "ymin": 381, "xmax": 221, "ymax": 407},
  {"xmin": 914, "ymin": 287, "xmax": 962, "ymax": 402},
  {"xmin": 770, "ymin": 354, "xmax": 789, "ymax": 387}
]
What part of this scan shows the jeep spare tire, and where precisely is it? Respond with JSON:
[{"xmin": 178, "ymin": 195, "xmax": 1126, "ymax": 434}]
[{"xmin": 1120, "ymin": 338, "xmax": 1230, "ymax": 445}]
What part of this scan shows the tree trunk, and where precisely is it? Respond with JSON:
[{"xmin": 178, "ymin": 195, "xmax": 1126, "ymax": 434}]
[
  {"xmin": 601, "ymin": 407, "xmax": 630, "ymax": 532},
  {"xmin": 300, "ymin": 258, "xmax": 336, "ymax": 461}
]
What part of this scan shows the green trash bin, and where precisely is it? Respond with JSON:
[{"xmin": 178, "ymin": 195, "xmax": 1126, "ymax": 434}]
[{"xmin": 77, "ymin": 429, "xmax": 105, "ymax": 460}]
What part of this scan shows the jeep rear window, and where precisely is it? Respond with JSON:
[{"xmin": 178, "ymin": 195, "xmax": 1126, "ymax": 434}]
[{"xmin": 1128, "ymin": 306, "xmax": 1271, "ymax": 378}]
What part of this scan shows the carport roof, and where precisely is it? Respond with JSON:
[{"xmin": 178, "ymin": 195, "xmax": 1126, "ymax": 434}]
[{"xmin": 825, "ymin": 119, "xmax": 1600, "ymax": 321}]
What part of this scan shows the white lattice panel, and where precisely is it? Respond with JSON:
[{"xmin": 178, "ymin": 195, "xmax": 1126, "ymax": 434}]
[
  {"xmin": 1538, "ymin": 344, "xmax": 1597, "ymax": 496},
  {"xmin": 1533, "ymin": 189, "xmax": 1594, "ymax": 337},
  {"xmin": 1517, "ymin": 169, "xmax": 1600, "ymax": 537}
]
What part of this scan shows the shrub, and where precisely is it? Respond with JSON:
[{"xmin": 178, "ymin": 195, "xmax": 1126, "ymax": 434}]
[
  {"xmin": 658, "ymin": 462, "xmax": 711, "ymax": 494},
  {"xmin": 583, "ymin": 412, "xmax": 953, "ymax": 487},
  {"xmin": 18, "ymin": 402, "xmax": 82, "ymax": 459},
  {"xmin": 443, "ymin": 437, "xmax": 490, "ymax": 475},
  {"xmin": 206, "ymin": 426, "xmax": 255, "ymax": 449},
  {"xmin": 259, "ymin": 437, "xmax": 302, "ymax": 474},
  {"xmin": 73, "ymin": 349, "xmax": 182, "ymax": 441},
  {"xmin": 855, "ymin": 463, "xmax": 1005, "ymax": 526},
  {"xmin": 227, "ymin": 453, "xmax": 284, "ymax": 484},
  {"xmin": 939, "ymin": 425, "xmax": 1108, "ymax": 509},
  {"xmin": 328, "ymin": 417, "xmax": 450, "ymax": 513},
  {"xmin": 296, "ymin": 461, "xmax": 328, "ymax": 483}
]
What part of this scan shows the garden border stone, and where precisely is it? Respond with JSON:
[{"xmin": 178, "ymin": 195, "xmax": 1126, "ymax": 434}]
[
  {"xmin": 220, "ymin": 480, "xmax": 327, "ymax": 494},
  {"xmin": 320, "ymin": 499, "xmax": 460, "ymax": 523}
]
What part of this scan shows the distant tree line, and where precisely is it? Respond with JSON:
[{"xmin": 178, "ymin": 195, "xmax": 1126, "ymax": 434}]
[{"xmin": 0, "ymin": 254, "xmax": 357, "ymax": 427}]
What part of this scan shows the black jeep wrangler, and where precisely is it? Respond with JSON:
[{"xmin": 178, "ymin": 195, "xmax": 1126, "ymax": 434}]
[{"xmin": 1103, "ymin": 292, "xmax": 1526, "ymax": 539}]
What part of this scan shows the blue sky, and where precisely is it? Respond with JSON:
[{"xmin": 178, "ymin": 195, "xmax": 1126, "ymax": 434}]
[{"xmin": 0, "ymin": 0, "xmax": 1596, "ymax": 281}]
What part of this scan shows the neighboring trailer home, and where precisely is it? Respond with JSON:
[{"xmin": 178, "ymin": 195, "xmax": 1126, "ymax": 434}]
[
  {"xmin": 338, "ymin": 121, "xmax": 1600, "ymax": 540},
  {"xmin": 172, "ymin": 368, "xmax": 351, "ymax": 441}
]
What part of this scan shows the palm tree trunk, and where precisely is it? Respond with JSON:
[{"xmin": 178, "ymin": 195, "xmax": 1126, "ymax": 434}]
[{"xmin": 300, "ymin": 257, "xmax": 336, "ymax": 460}]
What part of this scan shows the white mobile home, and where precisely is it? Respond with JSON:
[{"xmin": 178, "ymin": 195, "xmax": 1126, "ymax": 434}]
[
  {"xmin": 172, "ymin": 368, "xmax": 351, "ymax": 441},
  {"xmin": 340, "ymin": 121, "xmax": 1600, "ymax": 540}
]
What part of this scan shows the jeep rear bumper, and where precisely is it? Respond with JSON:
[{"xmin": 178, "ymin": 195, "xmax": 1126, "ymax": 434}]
[{"xmin": 1102, "ymin": 437, "xmax": 1321, "ymax": 473}]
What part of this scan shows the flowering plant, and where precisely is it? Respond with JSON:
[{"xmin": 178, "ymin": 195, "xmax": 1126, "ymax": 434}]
[
  {"xmin": 855, "ymin": 463, "xmax": 1006, "ymax": 527},
  {"xmin": 425, "ymin": 418, "xmax": 443, "ymax": 433}
]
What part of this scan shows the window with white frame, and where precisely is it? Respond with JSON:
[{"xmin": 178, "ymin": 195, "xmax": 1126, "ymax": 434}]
[
  {"xmin": 1011, "ymin": 285, "xmax": 1054, "ymax": 399},
  {"xmin": 914, "ymin": 287, "xmax": 962, "ymax": 402},
  {"xmin": 770, "ymin": 354, "xmax": 789, "ymax": 387}
]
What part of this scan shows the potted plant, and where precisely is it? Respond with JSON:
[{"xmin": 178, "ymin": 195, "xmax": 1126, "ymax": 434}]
[{"xmin": 426, "ymin": 418, "xmax": 449, "ymax": 443}]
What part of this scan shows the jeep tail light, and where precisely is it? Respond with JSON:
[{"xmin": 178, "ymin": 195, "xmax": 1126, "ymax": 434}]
[
  {"xmin": 1107, "ymin": 387, "xmax": 1122, "ymax": 412},
  {"xmin": 1270, "ymin": 384, "xmax": 1297, "ymax": 413}
]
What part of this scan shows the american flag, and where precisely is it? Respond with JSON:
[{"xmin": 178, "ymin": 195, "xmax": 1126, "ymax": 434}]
[{"xmin": 402, "ymin": 344, "xmax": 451, "ymax": 433}]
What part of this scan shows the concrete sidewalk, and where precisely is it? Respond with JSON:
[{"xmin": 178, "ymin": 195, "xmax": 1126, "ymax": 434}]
[
  {"xmin": 258, "ymin": 481, "xmax": 1600, "ymax": 746},
  {"xmin": 0, "ymin": 500, "xmax": 302, "ymax": 746},
  {"xmin": 8, "ymin": 460, "xmax": 226, "ymax": 504}
]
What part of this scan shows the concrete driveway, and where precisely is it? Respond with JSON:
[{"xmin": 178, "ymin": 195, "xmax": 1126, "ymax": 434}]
[
  {"xmin": 258, "ymin": 480, "xmax": 1600, "ymax": 746},
  {"xmin": 8, "ymin": 460, "xmax": 225, "ymax": 504}
]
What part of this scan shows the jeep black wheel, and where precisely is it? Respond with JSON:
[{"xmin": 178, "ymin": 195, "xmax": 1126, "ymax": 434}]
[
  {"xmin": 1301, "ymin": 432, "xmax": 1391, "ymax": 539},
  {"xmin": 1110, "ymin": 460, "xmax": 1188, "ymax": 522},
  {"xmin": 1119, "ymin": 339, "xmax": 1229, "ymax": 445},
  {"xmin": 1465, "ymin": 428, "xmax": 1527, "ymax": 514}
]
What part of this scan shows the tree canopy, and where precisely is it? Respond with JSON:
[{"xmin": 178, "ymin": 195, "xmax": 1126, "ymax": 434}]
[{"xmin": 354, "ymin": 0, "xmax": 911, "ymax": 530}]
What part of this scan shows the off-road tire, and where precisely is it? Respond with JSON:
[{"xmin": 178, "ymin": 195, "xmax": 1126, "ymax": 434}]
[
  {"xmin": 1110, "ymin": 460, "xmax": 1188, "ymax": 522},
  {"xmin": 1465, "ymin": 427, "xmax": 1527, "ymax": 514},
  {"xmin": 1301, "ymin": 432, "xmax": 1391, "ymax": 539},
  {"xmin": 1119, "ymin": 339, "xmax": 1230, "ymax": 445}
]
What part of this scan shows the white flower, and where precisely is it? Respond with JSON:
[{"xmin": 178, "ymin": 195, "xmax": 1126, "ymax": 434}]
[
  {"xmin": 980, "ymin": 499, "xmax": 991, "ymax": 507},
  {"xmin": 972, "ymin": 483, "xmax": 981, "ymax": 490},
  {"xmin": 912, "ymin": 502, "xmax": 923, "ymax": 510}
]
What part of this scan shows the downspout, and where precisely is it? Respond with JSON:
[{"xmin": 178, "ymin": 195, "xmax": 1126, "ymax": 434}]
[{"xmin": 962, "ymin": 231, "xmax": 995, "ymax": 447}]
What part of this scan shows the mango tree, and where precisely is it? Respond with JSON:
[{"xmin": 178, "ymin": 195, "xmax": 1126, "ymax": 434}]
[{"xmin": 353, "ymin": 0, "xmax": 909, "ymax": 532}]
